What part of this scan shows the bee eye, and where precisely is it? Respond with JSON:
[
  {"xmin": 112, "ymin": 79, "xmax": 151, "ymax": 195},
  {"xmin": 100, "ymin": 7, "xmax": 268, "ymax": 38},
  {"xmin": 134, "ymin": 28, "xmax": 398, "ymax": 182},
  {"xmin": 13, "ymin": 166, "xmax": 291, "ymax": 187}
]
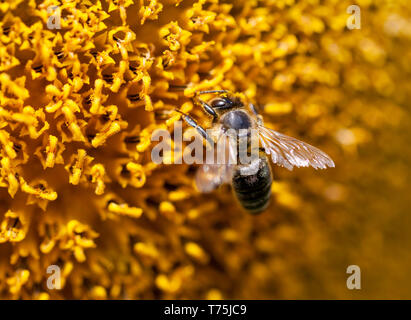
[{"xmin": 210, "ymin": 98, "xmax": 229, "ymax": 109}]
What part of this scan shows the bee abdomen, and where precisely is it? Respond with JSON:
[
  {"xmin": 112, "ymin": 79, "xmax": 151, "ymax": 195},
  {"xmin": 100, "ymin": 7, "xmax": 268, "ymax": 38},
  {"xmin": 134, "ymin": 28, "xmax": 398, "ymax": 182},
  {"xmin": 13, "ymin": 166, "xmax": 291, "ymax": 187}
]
[{"xmin": 232, "ymin": 158, "xmax": 272, "ymax": 214}]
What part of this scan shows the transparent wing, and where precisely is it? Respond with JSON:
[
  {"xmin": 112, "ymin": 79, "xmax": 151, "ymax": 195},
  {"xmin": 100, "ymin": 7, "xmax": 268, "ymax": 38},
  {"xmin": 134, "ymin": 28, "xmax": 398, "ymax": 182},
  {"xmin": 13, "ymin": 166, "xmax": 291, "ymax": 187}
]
[
  {"xmin": 195, "ymin": 128, "xmax": 236, "ymax": 193},
  {"xmin": 195, "ymin": 162, "xmax": 234, "ymax": 193},
  {"xmin": 258, "ymin": 125, "xmax": 335, "ymax": 170}
]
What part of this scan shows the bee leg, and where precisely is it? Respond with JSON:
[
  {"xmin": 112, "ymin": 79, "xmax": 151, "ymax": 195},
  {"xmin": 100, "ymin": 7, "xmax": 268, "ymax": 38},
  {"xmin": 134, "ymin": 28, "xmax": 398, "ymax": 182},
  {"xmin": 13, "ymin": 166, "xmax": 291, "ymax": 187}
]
[
  {"xmin": 193, "ymin": 97, "xmax": 218, "ymax": 122},
  {"xmin": 249, "ymin": 103, "xmax": 264, "ymax": 125},
  {"xmin": 175, "ymin": 110, "xmax": 214, "ymax": 145}
]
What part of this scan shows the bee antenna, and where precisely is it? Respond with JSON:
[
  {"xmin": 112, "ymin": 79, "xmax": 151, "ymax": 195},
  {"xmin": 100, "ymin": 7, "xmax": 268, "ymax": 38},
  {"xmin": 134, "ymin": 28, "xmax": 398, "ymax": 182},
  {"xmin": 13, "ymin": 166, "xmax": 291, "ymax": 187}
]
[
  {"xmin": 174, "ymin": 109, "xmax": 188, "ymax": 117},
  {"xmin": 169, "ymin": 84, "xmax": 188, "ymax": 92},
  {"xmin": 195, "ymin": 90, "xmax": 229, "ymax": 96}
]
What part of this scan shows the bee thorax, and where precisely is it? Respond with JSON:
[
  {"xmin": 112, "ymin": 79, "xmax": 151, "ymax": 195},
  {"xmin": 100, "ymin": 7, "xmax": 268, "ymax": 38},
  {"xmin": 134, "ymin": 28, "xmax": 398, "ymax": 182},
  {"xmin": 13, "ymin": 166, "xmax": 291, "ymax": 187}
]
[{"xmin": 221, "ymin": 110, "xmax": 252, "ymax": 130}]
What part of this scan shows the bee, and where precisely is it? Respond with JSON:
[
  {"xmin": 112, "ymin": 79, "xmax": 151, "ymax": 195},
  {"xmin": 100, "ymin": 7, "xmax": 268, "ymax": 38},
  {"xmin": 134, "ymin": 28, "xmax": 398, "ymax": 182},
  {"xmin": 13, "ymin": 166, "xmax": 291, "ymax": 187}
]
[{"xmin": 177, "ymin": 90, "xmax": 335, "ymax": 214}]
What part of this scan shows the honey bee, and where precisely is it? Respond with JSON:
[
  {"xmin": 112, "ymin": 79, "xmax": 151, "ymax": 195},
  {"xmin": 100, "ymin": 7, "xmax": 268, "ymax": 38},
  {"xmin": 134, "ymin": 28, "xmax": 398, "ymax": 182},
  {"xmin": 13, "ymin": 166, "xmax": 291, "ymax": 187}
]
[{"xmin": 178, "ymin": 90, "xmax": 335, "ymax": 214}]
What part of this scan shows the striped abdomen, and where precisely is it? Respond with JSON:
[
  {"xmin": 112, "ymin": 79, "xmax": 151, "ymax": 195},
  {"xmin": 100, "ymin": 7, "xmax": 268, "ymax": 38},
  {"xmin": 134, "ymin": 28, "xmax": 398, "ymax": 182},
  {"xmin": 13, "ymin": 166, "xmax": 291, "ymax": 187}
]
[{"xmin": 232, "ymin": 156, "xmax": 272, "ymax": 214}]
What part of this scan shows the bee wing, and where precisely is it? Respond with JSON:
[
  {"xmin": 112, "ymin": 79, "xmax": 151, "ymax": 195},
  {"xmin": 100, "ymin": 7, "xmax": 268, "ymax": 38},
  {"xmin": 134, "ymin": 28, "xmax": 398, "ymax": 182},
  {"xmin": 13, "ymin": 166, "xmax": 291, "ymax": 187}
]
[
  {"xmin": 195, "ymin": 162, "xmax": 235, "ymax": 193},
  {"xmin": 195, "ymin": 129, "xmax": 236, "ymax": 193},
  {"xmin": 258, "ymin": 125, "xmax": 335, "ymax": 170}
]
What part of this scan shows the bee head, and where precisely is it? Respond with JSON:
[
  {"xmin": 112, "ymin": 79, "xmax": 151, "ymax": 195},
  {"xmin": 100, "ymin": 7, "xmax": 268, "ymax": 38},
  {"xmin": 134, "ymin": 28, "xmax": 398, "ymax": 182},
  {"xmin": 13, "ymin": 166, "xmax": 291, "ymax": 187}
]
[{"xmin": 208, "ymin": 94, "xmax": 243, "ymax": 113}]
